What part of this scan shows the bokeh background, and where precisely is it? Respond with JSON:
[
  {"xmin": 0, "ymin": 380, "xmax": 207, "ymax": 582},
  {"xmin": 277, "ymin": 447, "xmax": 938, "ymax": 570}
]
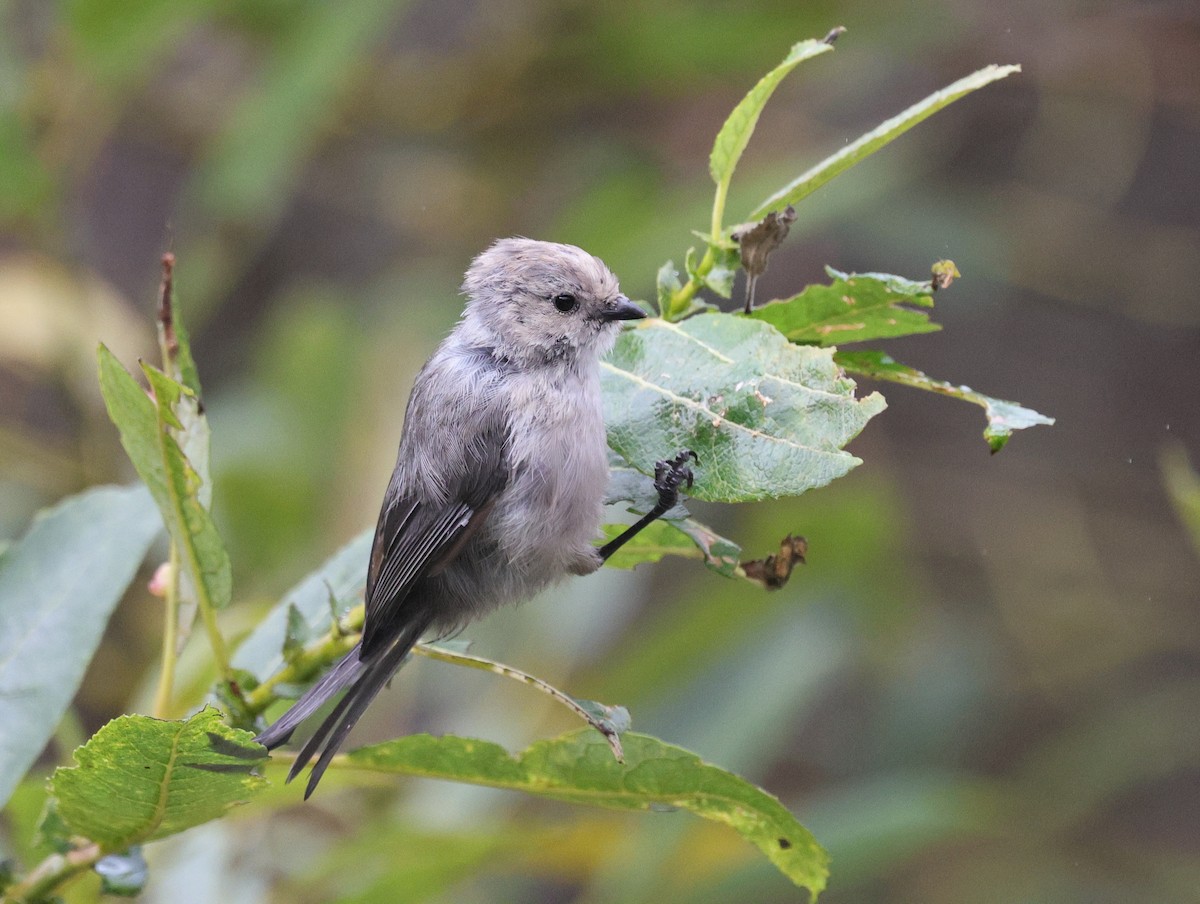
[{"xmin": 2, "ymin": 1, "xmax": 1199, "ymax": 902}]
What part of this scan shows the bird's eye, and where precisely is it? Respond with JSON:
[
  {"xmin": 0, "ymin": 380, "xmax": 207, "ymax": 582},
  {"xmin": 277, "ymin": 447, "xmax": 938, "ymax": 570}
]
[{"xmin": 552, "ymin": 292, "xmax": 578, "ymax": 313}]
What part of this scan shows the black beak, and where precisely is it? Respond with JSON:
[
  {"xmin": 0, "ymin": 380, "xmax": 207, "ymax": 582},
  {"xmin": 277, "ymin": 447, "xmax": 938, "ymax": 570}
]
[{"xmin": 601, "ymin": 295, "xmax": 648, "ymax": 322}]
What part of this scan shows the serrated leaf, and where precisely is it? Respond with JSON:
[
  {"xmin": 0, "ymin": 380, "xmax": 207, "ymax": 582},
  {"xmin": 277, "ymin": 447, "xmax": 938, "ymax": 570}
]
[
  {"xmin": 709, "ymin": 39, "xmax": 834, "ymax": 189},
  {"xmin": 601, "ymin": 314, "xmax": 885, "ymax": 502},
  {"xmin": 96, "ymin": 348, "xmax": 232, "ymax": 612},
  {"xmin": 748, "ymin": 269, "xmax": 942, "ymax": 346},
  {"xmin": 141, "ymin": 364, "xmax": 231, "ymax": 611},
  {"xmin": 837, "ymin": 349, "xmax": 1054, "ymax": 452},
  {"xmin": 0, "ymin": 485, "xmax": 160, "ymax": 808},
  {"xmin": 347, "ymin": 730, "xmax": 828, "ymax": 896},
  {"xmin": 231, "ymin": 529, "xmax": 372, "ymax": 682},
  {"xmin": 750, "ymin": 64, "xmax": 1020, "ymax": 219},
  {"xmin": 50, "ymin": 708, "xmax": 267, "ymax": 851}
]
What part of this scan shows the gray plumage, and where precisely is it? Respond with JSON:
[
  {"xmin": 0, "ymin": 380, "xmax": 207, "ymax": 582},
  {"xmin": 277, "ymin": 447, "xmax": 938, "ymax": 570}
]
[{"xmin": 256, "ymin": 238, "xmax": 647, "ymax": 796}]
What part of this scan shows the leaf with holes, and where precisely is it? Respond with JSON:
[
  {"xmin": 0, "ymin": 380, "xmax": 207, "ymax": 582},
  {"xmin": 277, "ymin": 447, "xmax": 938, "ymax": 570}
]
[
  {"xmin": 348, "ymin": 730, "xmax": 828, "ymax": 898},
  {"xmin": 748, "ymin": 267, "xmax": 943, "ymax": 346},
  {"xmin": 50, "ymin": 708, "xmax": 266, "ymax": 851},
  {"xmin": 602, "ymin": 313, "xmax": 885, "ymax": 502},
  {"xmin": 837, "ymin": 349, "xmax": 1053, "ymax": 452}
]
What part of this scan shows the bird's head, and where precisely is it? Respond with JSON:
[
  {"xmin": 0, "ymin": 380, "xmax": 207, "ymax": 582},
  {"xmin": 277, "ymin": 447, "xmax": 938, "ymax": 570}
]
[{"xmin": 461, "ymin": 238, "xmax": 645, "ymax": 366}]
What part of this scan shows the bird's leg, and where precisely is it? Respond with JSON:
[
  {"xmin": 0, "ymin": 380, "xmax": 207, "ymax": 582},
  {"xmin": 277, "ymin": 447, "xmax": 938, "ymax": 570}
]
[{"xmin": 599, "ymin": 450, "xmax": 698, "ymax": 562}]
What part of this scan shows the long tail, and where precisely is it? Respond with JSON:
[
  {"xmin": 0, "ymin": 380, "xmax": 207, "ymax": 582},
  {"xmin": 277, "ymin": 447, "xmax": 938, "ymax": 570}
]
[
  {"xmin": 255, "ymin": 612, "xmax": 435, "ymax": 799},
  {"xmin": 254, "ymin": 646, "xmax": 367, "ymax": 750}
]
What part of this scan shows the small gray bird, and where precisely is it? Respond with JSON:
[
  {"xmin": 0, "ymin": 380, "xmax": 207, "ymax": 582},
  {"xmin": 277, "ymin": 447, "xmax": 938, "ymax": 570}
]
[{"xmin": 256, "ymin": 238, "xmax": 695, "ymax": 797}]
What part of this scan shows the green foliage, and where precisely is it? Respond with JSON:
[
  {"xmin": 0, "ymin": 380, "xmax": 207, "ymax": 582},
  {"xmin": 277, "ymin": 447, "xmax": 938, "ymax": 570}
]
[
  {"xmin": 836, "ymin": 349, "xmax": 1055, "ymax": 452},
  {"xmin": 1, "ymin": 28, "xmax": 1058, "ymax": 903},
  {"xmin": 748, "ymin": 267, "xmax": 942, "ymax": 346},
  {"xmin": 601, "ymin": 519, "xmax": 742, "ymax": 576},
  {"xmin": 231, "ymin": 530, "xmax": 372, "ymax": 684},
  {"xmin": 347, "ymin": 731, "xmax": 829, "ymax": 899},
  {"xmin": 602, "ymin": 314, "xmax": 886, "ymax": 502},
  {"xmin": 0, "ymin": 485, "xmax": 160, "ymax": 808},
  {"xmin": 96, "ymin": 350, "xmax": 231, "ymax": 611},
  {"xmin": 190, "ymin": 0, "xmax": 404, "ymax": 225},
  {"xmin": 749, "ymin": 64, "xmax": 1022, "ymax": 219},
  {"xmin": 709, "ymin": 39, "xmax": 834, "ymax": 196},
  {"xmin": 50, "ymin": 708, "xmax": 266, "ymax": 850}
]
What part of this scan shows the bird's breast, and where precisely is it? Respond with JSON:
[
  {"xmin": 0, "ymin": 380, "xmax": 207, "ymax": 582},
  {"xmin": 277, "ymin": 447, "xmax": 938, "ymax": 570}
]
[{"xmin": 492, "ymin": 365, "xmax": 608, "ymax": 572}]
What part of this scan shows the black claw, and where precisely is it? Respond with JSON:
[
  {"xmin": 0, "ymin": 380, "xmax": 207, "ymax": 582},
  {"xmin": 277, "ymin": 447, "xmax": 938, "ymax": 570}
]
[
  {"xmin": 653, "ymin": 450, "xmax": 698, "ymax": 506},
  {"xmin": 598, "ymin": 450, "xmax": 698, "ymax": 563}
]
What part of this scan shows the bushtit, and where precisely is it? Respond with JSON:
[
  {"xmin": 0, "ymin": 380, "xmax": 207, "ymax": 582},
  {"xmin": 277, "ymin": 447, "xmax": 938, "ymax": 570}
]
[{"xmin": 256, "ymin": 238, "xmax": 695, "ymax": 797}]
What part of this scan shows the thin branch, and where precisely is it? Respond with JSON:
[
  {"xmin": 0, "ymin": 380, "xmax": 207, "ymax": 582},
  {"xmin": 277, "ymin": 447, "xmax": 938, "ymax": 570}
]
[
  {"xmin": 413, "ymin": 644, "xmax": 627, "ymax": 762},
  {"xmin": 3, "ymin": 842, "xmax": 102, "ymax": 903}
]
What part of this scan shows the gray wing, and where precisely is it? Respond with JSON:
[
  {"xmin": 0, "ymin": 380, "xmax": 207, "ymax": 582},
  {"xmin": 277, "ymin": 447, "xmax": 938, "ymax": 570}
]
[{"xmin": 360, "ymin": 368, "xmax": 509, "ymax": 657}]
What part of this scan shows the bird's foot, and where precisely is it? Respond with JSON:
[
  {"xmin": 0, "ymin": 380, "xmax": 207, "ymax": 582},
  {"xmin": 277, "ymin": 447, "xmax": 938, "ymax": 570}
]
[{"xmin": 653, "ymin": 450, "xmax": 698, "ymax": 510}]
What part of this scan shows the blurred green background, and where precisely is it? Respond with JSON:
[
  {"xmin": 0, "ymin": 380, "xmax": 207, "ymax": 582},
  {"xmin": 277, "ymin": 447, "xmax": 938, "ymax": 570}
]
[{"xmin": 2, "ymin": 0, "xmax": 1198, "ymax": 901}]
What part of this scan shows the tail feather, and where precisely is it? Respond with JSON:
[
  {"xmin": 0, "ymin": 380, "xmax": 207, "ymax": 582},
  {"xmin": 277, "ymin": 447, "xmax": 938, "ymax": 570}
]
[
  {"xmin": 259, "ymin": 612, "xmax": 434, "ymax": 798},
  {"xmin": 300, "ymin": 632, "xmax": 421, "ymax": 799},
  {"xmin": 254, "ymin": 645, "xmax": 366, "ymax": 750}
]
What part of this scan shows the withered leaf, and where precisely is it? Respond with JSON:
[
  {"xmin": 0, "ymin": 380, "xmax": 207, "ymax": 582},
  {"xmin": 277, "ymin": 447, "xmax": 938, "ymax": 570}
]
[
  {"xmin": 741, "ymin": 534, "xmax": 808, "ymax": 590},
  {"xmin": 931, "ymin": 259, "xmax": 960, "ymax": 291},
  {"xmin": 732, "ymin": 205, "xmax": 797, "ymax": 313}
]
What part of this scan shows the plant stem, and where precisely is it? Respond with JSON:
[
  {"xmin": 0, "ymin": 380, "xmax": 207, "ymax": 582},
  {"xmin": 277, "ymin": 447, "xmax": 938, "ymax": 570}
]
[
  {"xmin": 242, "ymin": 606, "xmax": 365, "ymax": 715},
  {"xmin": 665, "ymin": 245, "xmax": 715, "ymax": 320},
  {"xmin": 414, "ymin": 644, "xmax": 626, "ymax": 761},
  {"xmin": 245, "ymin": 610, "xmax": 627, "ymax": 760},
  {"xmin": 3, "ymin": 843, "xmax": 102, "ymax": 903}
]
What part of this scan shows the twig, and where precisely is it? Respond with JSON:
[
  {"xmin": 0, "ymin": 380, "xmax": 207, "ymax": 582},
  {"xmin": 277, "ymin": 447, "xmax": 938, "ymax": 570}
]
[
  {"xmin": 3, "ymin": 842, "xmax": 102, "ymax": 903},
  {"xmin": 247, "ymin": 605, "xmax": 628, "ymax": 761},
  {"xmin": 413, "ymin": 644, "xmax": 627, "ymax": 762}
]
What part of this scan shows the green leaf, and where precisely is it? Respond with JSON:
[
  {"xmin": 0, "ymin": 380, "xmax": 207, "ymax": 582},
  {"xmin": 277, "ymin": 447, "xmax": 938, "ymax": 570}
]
[
  {"xmin": 601, "ymin": 314, "xmax": 885, "ymax": 502},
  {"xmin": 671, "ymin": 516, "xmax": 743, "ymax": 577},
  {"xmin": 96, "ymin": 347, "xmax": 232, "ymax": 612},
  {"xmin": 747, "ymin": 268, "xmax": 942, "ymax": 346},
  {"xmin": 231, "ymin": 529, "xmax": 373, "ymax": 682},
  {"xmin": 346, "ymin": 730, "xmax": 828, "ymax": 897},
  {"xmin": 601, "ymin": 519, "xmax": 743, "ymax": 578},
  {"xmin": 701, "ymin": 242, "xmax": 741, "ymax": 299},
  {"xmin": 601, "ymin": 520, "xmax": 704, "ymax": 570},
  {"xmin": 0, "ymin": 485, "xmax": 160, "ymax": 809},
  {"xmin": 750, "ymin": 64, "xmax": 1021, "ymax": 219},
  {"xmin": 709, "ymin": 39, "xmax": 834, "ymax": 190},
  {"xmin": 604, "ymin": 460, "xmax": 744, "ymax": 576},
  {"xmin": 282, "ymin": 603, "xmax": 312, "ymax": 662},
  {"xmin": 50, "ymin": 708, "xmax": 266, "ymax": 851},
  {"xmin": 836, "ymin": 349, "xmax": 1054, "ymax": 452},
  {"xmin": 656, "ymin": 260, "xmax": 683, "ymax": 317}
]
